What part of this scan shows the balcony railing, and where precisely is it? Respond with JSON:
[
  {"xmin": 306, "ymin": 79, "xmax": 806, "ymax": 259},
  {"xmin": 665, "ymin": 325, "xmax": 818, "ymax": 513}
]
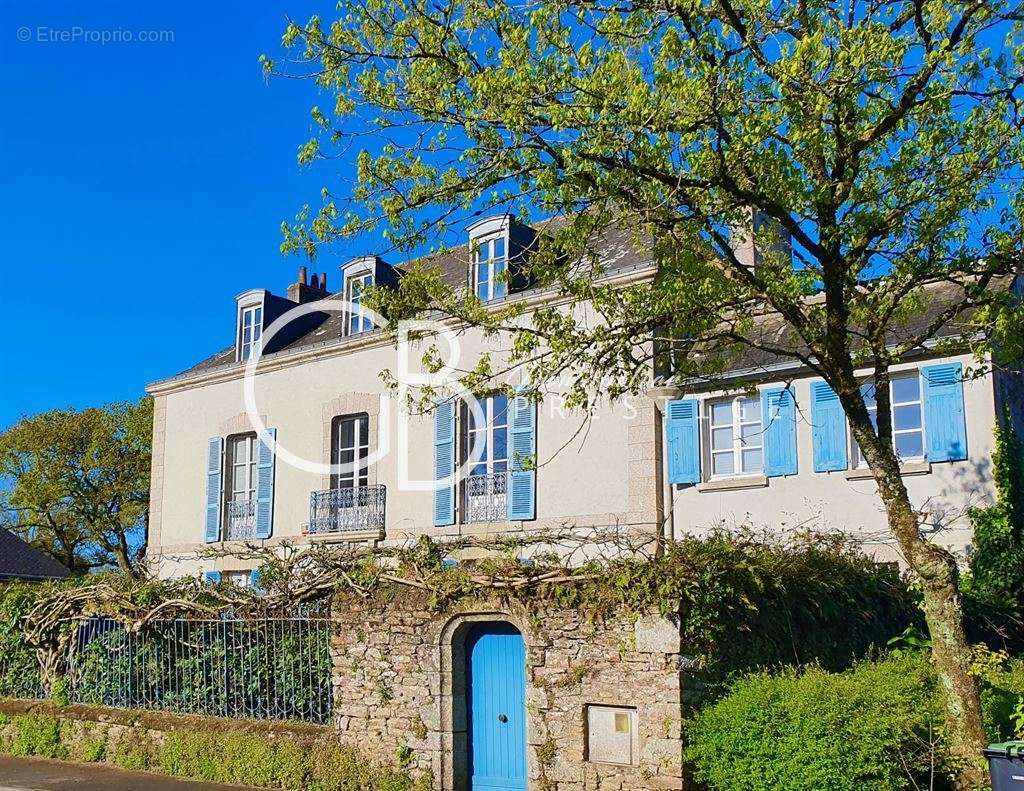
[
  {"xmin": 463, "ymin": 472, "xmax": 508, "ymax": 523},
  {"xmin": 308, "ymin": 485, "xmax": 386, "ymax": 535},
  {"xmin": 225, "ymin": 499, "xmax": 257, "ymax": 541}
]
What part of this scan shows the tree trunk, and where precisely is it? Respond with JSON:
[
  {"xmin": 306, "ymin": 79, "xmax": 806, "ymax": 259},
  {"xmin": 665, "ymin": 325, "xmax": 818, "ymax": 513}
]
[{"xmin": 869, "ymin": 446, "xmax": 988, "ymax": 789}]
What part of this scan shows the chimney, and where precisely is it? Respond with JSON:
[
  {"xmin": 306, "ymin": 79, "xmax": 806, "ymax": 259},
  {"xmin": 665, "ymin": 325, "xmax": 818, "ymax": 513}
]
[
  {"xmin": 729, "ymin": 207, "xmax": 792, "ymax": 272},
  {"xmin": 287, "ymin": 265, "xmax": 330, "ymax": 303}
]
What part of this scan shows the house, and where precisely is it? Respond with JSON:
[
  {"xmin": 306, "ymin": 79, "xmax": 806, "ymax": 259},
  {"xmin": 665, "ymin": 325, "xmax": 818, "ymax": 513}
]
[
  {"xmin": 0, "ymin": 529, "xmax": 71, "ymax": 582},
  {"xmin": 142, "ymin": 214, "xmax": 1021, "ymax": 791},
  {"xmin": 144, "ymin": 214, "xmax": 1020, "ymax": 579}
]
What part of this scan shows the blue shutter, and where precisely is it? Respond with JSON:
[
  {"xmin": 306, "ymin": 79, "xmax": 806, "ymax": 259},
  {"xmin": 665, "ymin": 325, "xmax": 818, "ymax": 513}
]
[
  {"xmin": 811, "ymin": 382, "xmax": 848, "ymax": 472},
  {"xmin": 249, "ymin": 568, "xmax": 262, "ymax": 592},
  {"xmin": 665, "ymin": 399, "xmax": 700, "ymax": 484},
  {"xmin": 762, "ymin": 387, "xmax": 798, "ymax": 477},
  {"xmin": 433, "ymin": 401, "xmax": 456, "ymax": 526},
  {"xmin": 254, "ymin": 428, "xmax": 276, "ymax": 539},
  {"xmin": 204, "ymin": 571, "xmax": 221, "ymax": 584},
  {"xmin": 507, "ymin": 393, "xmax": 537, "ymax": 521},
  {"xmin": 205, "ymin": 437, "xmax": 223, "ymax": 543},
  {"xmin": 922, "ymin": 363, "xmax": 967, "ymax": 462}
]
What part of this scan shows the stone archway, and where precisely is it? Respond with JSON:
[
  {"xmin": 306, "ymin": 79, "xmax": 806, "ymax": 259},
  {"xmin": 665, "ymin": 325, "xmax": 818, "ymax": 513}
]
[{"xmin": 438, "ymin": 611, "xmax": 531, "ymax": 791}]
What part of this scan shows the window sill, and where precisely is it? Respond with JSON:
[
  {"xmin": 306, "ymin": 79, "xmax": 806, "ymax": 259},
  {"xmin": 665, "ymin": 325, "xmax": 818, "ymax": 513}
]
[
  {"xmin": 697, "ymin": 475, "xmax": 768, "ymax": 493},
  {"xmin": 844, "ymin": 461, "xmax": 931, "ymax": 481}
]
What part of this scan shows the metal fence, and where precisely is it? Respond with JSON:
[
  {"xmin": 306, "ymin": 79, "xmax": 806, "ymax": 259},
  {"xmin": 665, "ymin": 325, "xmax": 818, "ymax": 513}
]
[{"xmin": 65, "ymin": 615, "xmax": 333, "ymax": 724}]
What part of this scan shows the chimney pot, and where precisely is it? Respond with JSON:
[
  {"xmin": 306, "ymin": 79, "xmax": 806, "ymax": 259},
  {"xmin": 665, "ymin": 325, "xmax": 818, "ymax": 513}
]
[
  {"xmin": 320, "ymin": 272, "xmax": 327, "ymax": 291},
  {"xmin": 298, "ymin": 265, "xmax": 308, "ymax": 285},
  {"xmin": 310, "ymin": 273, "xmax": 319, "ymax": 289}
]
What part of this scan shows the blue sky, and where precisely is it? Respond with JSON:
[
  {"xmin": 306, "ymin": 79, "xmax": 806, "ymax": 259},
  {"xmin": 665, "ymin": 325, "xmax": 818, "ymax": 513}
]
[{"xmin": 0, "ymin": 1, "xmax": 347, "ymax": 429}]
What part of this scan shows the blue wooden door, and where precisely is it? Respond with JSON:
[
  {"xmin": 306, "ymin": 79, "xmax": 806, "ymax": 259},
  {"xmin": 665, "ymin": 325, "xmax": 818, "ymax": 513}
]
[{"xmin": 467, "ymin": 623, "xmax": 527, "ymax": 791}]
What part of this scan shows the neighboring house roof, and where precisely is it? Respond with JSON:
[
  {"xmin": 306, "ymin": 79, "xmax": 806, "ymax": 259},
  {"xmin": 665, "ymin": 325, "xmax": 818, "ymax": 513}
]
[{"xmin": 0, "ymin": 529, "xmax": 71, "ymax": 581}]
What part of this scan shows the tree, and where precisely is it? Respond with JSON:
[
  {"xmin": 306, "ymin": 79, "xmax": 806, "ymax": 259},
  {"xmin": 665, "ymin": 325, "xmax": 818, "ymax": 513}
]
[
  {"xmin": 264, "ymin": 1, "xmax": 1024, "ymax": 786},
  {"xmin": 0, "ymin": 398, "xmax": 152, "ymax": 578}
]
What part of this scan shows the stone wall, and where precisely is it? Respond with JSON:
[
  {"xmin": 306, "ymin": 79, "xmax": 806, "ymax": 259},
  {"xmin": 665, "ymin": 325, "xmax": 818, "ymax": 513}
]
[{"xmin": 331, "ymin": 592, "xmax": 686, "ymax": 791}]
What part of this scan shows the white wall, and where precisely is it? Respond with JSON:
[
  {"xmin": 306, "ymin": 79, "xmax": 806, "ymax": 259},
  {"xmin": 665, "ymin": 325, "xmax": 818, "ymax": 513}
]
[
  {"xmin": 149, "ymin": 317, "xmax": 642, "ymax": 578},
  {"xmin": 665, "ymin": 353, "xmax": 998, "ymax": 562}
]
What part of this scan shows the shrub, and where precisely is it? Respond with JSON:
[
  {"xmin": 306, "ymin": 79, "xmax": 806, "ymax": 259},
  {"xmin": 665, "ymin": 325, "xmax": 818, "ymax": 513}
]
[
  {"xmin": 10, "ymin": 715, "xmax": 63, "ymax": 759},
  {"xmin": 0, "ymin": 583, "xmax": 44, "ymax": 698},
  {"xmin": 686, "ymin": 655, "xmax": 946, "ymax": 791}
]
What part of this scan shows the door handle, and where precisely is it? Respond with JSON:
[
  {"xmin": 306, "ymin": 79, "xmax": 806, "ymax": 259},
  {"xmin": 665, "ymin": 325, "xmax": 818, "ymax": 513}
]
[{"xmin": 498, "ymin": 714, "xmax": 508, "ymax": 723}]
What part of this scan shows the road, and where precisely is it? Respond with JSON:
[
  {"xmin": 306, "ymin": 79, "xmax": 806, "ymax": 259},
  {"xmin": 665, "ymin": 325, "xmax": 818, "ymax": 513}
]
[{"xmin": 0, "ymin": 756, "xmax": 261, "ymax": 791}]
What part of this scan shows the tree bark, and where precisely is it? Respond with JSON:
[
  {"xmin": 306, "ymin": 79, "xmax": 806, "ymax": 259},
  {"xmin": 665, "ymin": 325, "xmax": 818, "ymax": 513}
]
[{"xmin": 856, "ymin": 425, "xmax": 988, "ymax": 790}]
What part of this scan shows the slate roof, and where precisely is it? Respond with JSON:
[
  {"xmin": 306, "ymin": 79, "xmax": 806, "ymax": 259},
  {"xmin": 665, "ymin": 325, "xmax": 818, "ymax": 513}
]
[
  {"xmin": 666, "ymin": 277, "xmax": 1010, "ymax": 382},
  {"xmin": 0, "ymin": 529, "xmax": 71, "ymax": 581},
  {"xmin": 160, "ymin": 219, "xmax": 653, "ymax": 384}
]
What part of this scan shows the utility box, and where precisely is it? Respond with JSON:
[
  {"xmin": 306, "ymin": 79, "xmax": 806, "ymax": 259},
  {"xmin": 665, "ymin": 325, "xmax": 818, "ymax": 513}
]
[
  {"xmin": 586, "ymin": 705, "xmax": 638, "ymax": 765},
  {"xmin": 985, "ymin": 742, "xmax": 1024, "ymax": 789}
]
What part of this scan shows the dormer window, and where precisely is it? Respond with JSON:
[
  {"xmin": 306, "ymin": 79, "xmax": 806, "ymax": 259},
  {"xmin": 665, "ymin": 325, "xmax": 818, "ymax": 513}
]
[
  {"xmin": 238, "ymin": 304, "xmax": 262, "ymax": 362},
  {"xmin": 473, "ymin": 235, "xmax": 507, "ymax": 302},
  {"xmin": 345, "ymin": 271, "xmax": 374, "ymax": 336}
]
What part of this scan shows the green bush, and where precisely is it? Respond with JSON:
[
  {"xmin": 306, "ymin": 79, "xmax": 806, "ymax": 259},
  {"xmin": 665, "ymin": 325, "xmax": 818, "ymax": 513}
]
[
  {"xmin": 10, "ymin": 715, "xmax": 63, "ymax": 759},
  {"xmin": 0, "ymin": 583, "xmax": 44, "ymax": 698},
  {"xmin": 0, "ymin": 709, "xmax": 423, "ymax": 791},
  {"xmin": 686, "ymin": 655, "xmax": 946, "ymax": 791}
]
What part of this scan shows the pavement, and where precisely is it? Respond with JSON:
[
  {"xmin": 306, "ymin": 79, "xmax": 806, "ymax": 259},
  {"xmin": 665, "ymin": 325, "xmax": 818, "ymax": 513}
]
[{"xmin": 0, "ymin": 756, "xmax": 260, "ymax": 791}]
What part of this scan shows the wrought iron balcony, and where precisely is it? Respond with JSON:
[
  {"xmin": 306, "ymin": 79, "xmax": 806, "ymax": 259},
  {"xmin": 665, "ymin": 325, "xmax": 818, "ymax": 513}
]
[
  {"xmin": 308, "ymin": 485, "xmax": 386, "ymax": 535},
  {"xmin": 225, "ymin": 499, "xmax": 257, "ymax": 541},
  {"xmin": 463, "ymin": 472, "xmax": 508, "ymax": 523}
]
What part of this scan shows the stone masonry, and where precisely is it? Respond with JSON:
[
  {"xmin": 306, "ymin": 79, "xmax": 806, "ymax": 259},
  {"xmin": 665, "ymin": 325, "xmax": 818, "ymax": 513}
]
[{"xmin": 331, "ymin": 592, "xmax": 686, "ymax": 791}]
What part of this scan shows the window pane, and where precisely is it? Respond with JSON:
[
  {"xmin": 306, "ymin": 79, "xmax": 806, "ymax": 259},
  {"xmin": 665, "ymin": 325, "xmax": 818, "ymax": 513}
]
[
  {"xmin": 476, "ymin": 261, "xmax": 489, "ymax": 287},
  {"xmin": 253, "ymin": 307, "xmax": 262, "ymax": 325},
  {"xmin": 232, "ymin": 465, "xmax": 247, "ymax": 494},
  {"xmin": 493, "ymin": 459, "xmax": 507, "ymax": 473},
  {"xmin": 740, "ymin": 423, "xmax": 762, "ymax": 444},
  {"xmin": 712, "ymin": 452, "xmax": 734, "ymax": 476},
  {"xmin": 492, "ymin": 394, "xmax": 508, "ymax": 425},
  {"xmin": 468, "ymin": 433, "xmax": 488, "ymax": 466},
  {"xmin": 492, "ymin": 237, "xmax": 505, "ymax": 259},
  {"xmin": 892, "ymin": 376, "xmax": 920, "ymax": 403},
  {"xmin": 493, "ymin": 261, "xmax": 507, "ymax": 299},
  {"xmin": 711, "ymin": 427, "xmax": 733, "ymax": 451},
  {"xmin": 861, "ymin": 383, "xmax": 876, "ymax": 407},
  {"xmin": 894, "ymin": 404, "xmax": 922, "ymax": 431},
  {"xmin": 896, "ymin": 432, "xmax": 924, "ymax": 459},
  {"xmin": 739, "ymin": 398, "xmax": 760, "ymax": 423},
  {"xmin": 493, "ymin": 428, "xmax": 508, "ymax": 462},
  {"xmin": 339, "ymin": 419, "xmax": 355, "ymax": 448},
  {"xmin": 741, "ymin": 447, "xmax": 763, "ymax": 473},
  {"xmin": 710, "ymin": 401, "xmax": 733, "ymax": 426},
  {"xmin": 340, "ymin": 449, "xmax": 354, "ymax": 467}
]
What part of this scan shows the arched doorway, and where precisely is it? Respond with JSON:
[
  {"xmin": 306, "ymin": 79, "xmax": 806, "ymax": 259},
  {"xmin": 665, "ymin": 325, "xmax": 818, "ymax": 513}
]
[{"xmin": 465, "ymin": 622, "xmax": 527, "ymax": 791}]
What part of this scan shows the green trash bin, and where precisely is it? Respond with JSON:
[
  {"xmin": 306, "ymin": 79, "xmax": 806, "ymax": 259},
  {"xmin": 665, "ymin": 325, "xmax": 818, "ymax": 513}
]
[{"xmin": 985, "ymin": 742, "xmax": 1024, "ymax": 789}]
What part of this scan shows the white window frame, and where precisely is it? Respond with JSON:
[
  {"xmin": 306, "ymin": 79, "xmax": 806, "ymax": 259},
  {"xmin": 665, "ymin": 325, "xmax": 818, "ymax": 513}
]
[
  {"xmin": 708, "ymin": 395, "xmax": 764, "ymax": 479},
  {"xmin": 344, "ymin": 271, "xmax": 374, "ymax": 336},
  {"xmin": 226, "ymin": 433, "xmax": 257, "ymax": 507},
  {"xmin": 332, "ymin": 413, "xmax": 370, "ymax": 489},
  {"xmin": 472, "ymin": 235, "xmax": 508, "ymax": 302},
  {"xmin": 465, "ymin": 394, "xmax": 509, "ymax": 477},
  {"xmin": 851, "ymin": 372, "xmax": 926, "ymax": 468},
  {"xmin": 238, "ymin": 305, "xmax": 262, "ymax": 362}
]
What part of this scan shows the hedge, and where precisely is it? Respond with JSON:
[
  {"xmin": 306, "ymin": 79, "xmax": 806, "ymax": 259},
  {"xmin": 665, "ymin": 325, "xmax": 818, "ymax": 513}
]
[
  {"xmin": 686, "ymin": 655, "xmax": 947, "ymax": 791},
  {"xmin": 0, "ymin": 707, "xmax": 428, "ymax": 791}
]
